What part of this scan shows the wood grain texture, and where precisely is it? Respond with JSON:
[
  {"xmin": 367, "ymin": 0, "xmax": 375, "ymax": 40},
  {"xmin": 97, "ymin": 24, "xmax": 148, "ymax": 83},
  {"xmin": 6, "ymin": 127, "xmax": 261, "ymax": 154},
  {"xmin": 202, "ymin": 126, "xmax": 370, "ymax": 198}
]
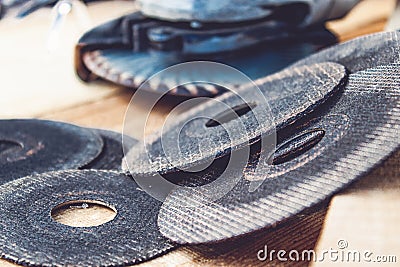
[
  {"xmin": 327, "ymin": 0, "xmax": 396, "ymax": 41},
  {"xmin": 0, "ymin": 1, "xmax": 137, "ymax": 118},
  {"xmin": 312, "ymin": 152, "xmax": 400, "ymax": 266}
]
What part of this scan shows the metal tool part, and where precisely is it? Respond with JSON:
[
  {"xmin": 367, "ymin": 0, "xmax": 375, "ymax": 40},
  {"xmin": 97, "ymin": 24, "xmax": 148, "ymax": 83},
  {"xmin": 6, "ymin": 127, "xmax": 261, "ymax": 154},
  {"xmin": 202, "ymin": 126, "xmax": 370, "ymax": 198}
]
[
  {"xmin": 123, "ymin": 62, "xmax": 347, "ymax": 177},
  {"xmin": 157, "ymin": 32, "xmax": 400, "ymax": 244},
  {"xmin": 0, "ymin": 1, "xmax": 4, "ymax": 18},
  {"xmin": 83, "ymin": 128, "xmax": 138, "ymax": 170},
  {"xmin": 16, "ymin": 0, "xmax": 56, "ymax": 18},
  {"xmin": 138, "ymin": 0, "xmax": 360, "ymax": 26},
  {"xmin": 0, "ymin": 0, "xmax": 100, "ymax": 19},
  {"xmin": 0, "ymin": 0, "xmax": 27, "ymax": 19},
  {"xmin": 0, "ymin": 170, "xmax": 176, "ymax": 266},
  {"xmin": 76, "ymin": 11, "xmax": 337, "ymax": 97},
  {"xmin": 46, "ymin": 0, "xmax": 73, "ymax": 51},
  {"xmin": 0, "ymin": 119, "xmax": 103, "ymax": 184}
]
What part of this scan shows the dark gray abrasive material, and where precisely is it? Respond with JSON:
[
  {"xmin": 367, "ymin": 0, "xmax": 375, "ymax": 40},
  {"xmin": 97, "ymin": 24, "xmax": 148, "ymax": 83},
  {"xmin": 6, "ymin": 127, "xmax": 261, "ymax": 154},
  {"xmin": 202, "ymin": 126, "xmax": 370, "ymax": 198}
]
[
  {"xmin": 158, "ymin": 62, "xmax": 400, "ymax": 244},
  {"xmin": 0, "ymin": 170, "xmax": 176, "ymax": 266},
  {"xmin": 0, "ymin": 119, "xmax": 103, "ymax": 184},
  {"xmin": 123, "ymin": 62, "xmax": 347, "ymax": 176},
  {"xmin": 290, "ymin": 30, "xmax": 400, "ymax": 72},
  {"xmin": 83, "ymin": 128, "xmax": 138, "ymax": 170}
]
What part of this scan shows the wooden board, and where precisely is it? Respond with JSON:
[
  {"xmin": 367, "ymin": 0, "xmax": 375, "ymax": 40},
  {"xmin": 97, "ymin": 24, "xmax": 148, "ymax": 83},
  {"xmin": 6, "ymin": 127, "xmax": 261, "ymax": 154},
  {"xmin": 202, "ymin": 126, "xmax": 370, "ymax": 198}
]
[
  {"xmin": 312, "ymin": 152, "xmax": 400, "ymax": 266},
  {"xmin": 0, "ymin": 0, "xmax": 137, "ymax": 118}
]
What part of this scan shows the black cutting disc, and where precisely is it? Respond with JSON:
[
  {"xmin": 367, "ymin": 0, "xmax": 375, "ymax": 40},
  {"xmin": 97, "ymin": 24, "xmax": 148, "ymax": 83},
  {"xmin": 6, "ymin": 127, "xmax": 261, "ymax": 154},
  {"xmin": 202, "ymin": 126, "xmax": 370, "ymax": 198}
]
[
  {"xmin": 83, "ymin": 129, "xmax": 138, "ymax": 170},
  {"xmin": 157, "ymin": 61, "xmax": 400, "ymax": 244},
  {"xmin": 0, "ymin": 170, "xmax": 176, "ymax": 266},
  {"xmin": 123, "ymin": 62, "xmax": 347, "ymax": 176},
  {"xmin": 290, "ymin": 30, "xmax": 400, "ymax": 72},
  {"xmin": 76, "ymin": 12, "xmax": 336, "ymax": 97},
  {"xmin": 0, "ymin": 119, "xmax": 103, "ymax": 184}
]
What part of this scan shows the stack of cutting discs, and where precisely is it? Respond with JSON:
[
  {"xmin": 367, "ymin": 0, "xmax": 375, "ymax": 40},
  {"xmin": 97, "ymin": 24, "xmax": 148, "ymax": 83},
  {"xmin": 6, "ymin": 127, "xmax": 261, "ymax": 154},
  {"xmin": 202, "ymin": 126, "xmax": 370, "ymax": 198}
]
[
  {"xmin": 0, "ymin": 119, "xmax": 177, "ymax": 266},
  {"xmin": 0, "ymin": 119, "xmax": 138, "ymax": 183},
  {"xmin": 0, "ymin": 30, "xmax": 399, "ymax": 266},
  {"xmin": 121, "ymin": 30, "xmax": 400, "ymax": 245}
]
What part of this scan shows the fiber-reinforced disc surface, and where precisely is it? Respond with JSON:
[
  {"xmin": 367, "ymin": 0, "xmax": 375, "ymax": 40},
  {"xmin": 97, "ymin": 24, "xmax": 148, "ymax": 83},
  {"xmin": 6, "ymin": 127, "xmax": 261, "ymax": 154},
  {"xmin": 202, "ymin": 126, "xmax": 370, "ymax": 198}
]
[
  {"xmin": 290, "ymin": 30, "xmax": 400, "ymax": 72},
  {"xmin": 0, "ymin": 119, "xmax": 103, "ymax": 184},
  {"xmin": 158, "ymin": 62, "xmax": 400, "ymax": 244},
  {"xmin": 83, "ymin": 129, "xmax": 138, "ymax": 170},
  {"xmin": 0, "ymin": 170, "xmax": 176, "ymax": 266},
  {"xmin": 123, "ymin": 62, "xmax": 347, "ymax": 176}
]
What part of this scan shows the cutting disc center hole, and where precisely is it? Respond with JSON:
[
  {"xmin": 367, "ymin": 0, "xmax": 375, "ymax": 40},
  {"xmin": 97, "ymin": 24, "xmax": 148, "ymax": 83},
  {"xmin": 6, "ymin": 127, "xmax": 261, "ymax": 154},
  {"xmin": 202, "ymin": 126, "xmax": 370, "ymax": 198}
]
[
  {"xmin": 51, "ymin": 200, "xmax": 117, "ymax": 227},
  {"xmin": 0, "ymin": 140, "xmax": 22, "ymax": 156}
]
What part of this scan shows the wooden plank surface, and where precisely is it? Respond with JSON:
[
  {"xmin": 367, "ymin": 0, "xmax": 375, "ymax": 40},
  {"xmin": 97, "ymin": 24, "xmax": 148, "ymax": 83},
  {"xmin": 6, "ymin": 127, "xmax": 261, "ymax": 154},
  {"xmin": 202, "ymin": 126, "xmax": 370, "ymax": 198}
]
[
  {"xmin": 0, "ymin": 0, "xmax": 137, "ymax": 118},
  {"xmin": 312, "ymin": 153, "xmax": 400, "ymax": 266},
  {"xmin": 0, "ymin": 0, "xmax": 398, "ymax": 266}
]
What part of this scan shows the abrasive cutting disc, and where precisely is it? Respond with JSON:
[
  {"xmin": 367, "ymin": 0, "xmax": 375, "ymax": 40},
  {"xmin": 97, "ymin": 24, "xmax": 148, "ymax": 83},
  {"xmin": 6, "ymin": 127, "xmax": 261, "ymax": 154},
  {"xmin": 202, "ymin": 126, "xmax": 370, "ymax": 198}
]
[
  {"xmin": 123, "ymin": 62, "xmax": 347, "ymax": 176},
  {"xmin": 0, "ymin": 119, "xmax": 103, "ymax": 184},
  {"xmin": 83, "ymin": 129, "xmax": 138, "ymax": 170},
  {"xmin": 157, "ymin": 31, "xmax": 400, "ymax": 244},
  {"xmin": 0, "ymin": 170, "xmax": 176, "ymax": 266},
  {"xmin": 76, "ymin": 12, "xmax": 336, "ymax": 97},
  {"xmin": 290, "ymin": 30, "xmax": 400, "ymax": 72}
]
